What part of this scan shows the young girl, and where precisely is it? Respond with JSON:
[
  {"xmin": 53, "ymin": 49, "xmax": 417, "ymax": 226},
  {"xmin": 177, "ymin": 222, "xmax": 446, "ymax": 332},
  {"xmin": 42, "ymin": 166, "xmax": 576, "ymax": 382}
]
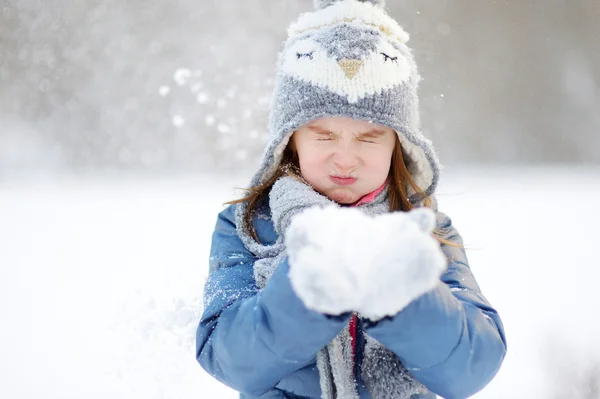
[{"xmin": 196, "ymin": 1, "xmax": 506, "ymax": 398}]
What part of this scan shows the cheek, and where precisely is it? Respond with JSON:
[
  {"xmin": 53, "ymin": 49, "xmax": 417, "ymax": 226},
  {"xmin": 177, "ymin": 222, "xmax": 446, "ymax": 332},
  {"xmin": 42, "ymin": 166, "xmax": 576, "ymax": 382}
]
[
  {"xmin": 297, "ymin": 147, "xmax": 328, "ymax": 173},
  {"xmin": 365, "ymin": 148, "xmax": 393, "ymax": 174}
]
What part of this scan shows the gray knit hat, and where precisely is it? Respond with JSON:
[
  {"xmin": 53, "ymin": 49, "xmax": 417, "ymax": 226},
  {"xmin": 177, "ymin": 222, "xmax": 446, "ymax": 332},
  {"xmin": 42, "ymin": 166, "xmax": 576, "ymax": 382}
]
[{"xmin": 250, "ymin": 0, "xmax": 441, "ymax": 203}]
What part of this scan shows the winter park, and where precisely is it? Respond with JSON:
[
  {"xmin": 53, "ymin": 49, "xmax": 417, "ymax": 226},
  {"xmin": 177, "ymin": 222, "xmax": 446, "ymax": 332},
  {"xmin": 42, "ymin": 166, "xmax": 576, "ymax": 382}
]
[{"xmin": 1, "ymin": 1, "xmax": 599, "ymax": 398}]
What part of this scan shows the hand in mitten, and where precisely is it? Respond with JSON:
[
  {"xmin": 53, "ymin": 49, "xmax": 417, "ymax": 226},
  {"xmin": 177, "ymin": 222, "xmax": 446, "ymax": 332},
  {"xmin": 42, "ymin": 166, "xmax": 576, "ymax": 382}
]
[
  {"xmin": 285, "ymin": 206, "xmax": 447, "ymax": 319},
  {"xmin": 253, "ymin": 176, "xmax": 334, "ymax": 287},
  {"xmin": 285, "ymin": 204, "xmax": 368, "ymax": 316},
  {"xmin": 357, "ymin": 208, "xmax": 448, "ymax": 320},
  {"xmin": 269, "ymin": 176, "xmax": 334, "ymax": 238}
]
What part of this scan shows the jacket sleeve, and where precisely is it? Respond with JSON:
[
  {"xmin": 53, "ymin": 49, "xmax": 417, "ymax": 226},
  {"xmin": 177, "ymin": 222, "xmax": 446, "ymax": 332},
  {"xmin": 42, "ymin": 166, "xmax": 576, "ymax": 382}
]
[
  {"xmin": 195, "ymin": 204, "xmax": 351, "ymax": 396},
  {"xmin": 363, "ymin": 211, "xmax": 507, "ymax": 399}
]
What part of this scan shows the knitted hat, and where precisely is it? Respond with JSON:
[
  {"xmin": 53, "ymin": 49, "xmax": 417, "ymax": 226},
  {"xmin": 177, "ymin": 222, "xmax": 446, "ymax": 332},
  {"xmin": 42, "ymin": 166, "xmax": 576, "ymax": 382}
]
[{"xmin": 250, "ymin": 0, "xmax": 441, "ymax": 203}]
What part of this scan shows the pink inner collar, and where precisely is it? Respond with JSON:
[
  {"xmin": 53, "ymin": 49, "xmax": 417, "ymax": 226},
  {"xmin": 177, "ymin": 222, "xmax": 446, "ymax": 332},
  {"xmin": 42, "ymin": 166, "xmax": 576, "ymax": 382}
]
[{"xmin": 350, "ymin": 181, "xmax": 387, "ymax": 207}]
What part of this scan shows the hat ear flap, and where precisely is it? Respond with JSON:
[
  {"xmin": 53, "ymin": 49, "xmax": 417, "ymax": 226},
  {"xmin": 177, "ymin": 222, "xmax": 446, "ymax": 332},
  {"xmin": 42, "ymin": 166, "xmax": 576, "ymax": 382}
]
[{"xmin": 313, "ymin": 0, "xmax": 386, "ymax": 10}]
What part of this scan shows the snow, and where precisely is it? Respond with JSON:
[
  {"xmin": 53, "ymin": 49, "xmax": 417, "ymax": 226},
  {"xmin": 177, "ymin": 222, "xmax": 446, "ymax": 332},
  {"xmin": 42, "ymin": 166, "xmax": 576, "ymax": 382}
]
[
  {"xmin": 0, "ymin": 175, "xmax": 240, "ymax": 399},
  {"xmin": 196, "ymin": 93, "xmax": 209, "ymax": 104},
  {"xmin": 217, "ymin": 124, "xmax": 231, "ymax": 134},
  {"xmin": 0, "ymin": 165, "xmax": 599, "ymax": 398},
  {"xmin": 286, "ymin": 206, "xmax": 446, "ymax": 320},
  {"xmin": 172, "ymin": 115, "xmax": 185, "ymax": 127},
  {"xmin": 158, "ymin": 86, "xmax": 170, "ymax": 97},
  {"xmin": 173, "ymin": 68, "xmax": 192, "ymax": 86},
  {"xmin": 205, "ymin": 115, "xmax": 216, "ymax": 126}
]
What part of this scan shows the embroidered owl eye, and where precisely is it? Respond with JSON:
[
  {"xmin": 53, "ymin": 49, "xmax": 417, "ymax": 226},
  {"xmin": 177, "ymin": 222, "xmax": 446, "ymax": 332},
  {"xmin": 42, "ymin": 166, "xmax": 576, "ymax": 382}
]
[
  {"xmin": 381, "ymin": 52, "xmax": 398, "ymax": 63},
  {"xmin": 296, "ymin": 51, "xmax": 314, "ymax": 60}
]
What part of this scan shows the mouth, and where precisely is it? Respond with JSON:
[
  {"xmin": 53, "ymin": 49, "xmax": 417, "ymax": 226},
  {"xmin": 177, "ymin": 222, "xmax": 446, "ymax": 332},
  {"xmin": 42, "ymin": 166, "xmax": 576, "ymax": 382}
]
[{"xmin": 330, "ymin": 175, "xmax": 357, "ymax": 186}]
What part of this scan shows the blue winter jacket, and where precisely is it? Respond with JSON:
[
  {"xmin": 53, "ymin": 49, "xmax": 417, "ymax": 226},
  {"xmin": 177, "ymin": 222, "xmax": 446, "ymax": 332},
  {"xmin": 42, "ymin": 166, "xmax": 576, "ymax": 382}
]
[{"xmin": 195, "ymin": 204, "xmax": 506, "ymax": 398}]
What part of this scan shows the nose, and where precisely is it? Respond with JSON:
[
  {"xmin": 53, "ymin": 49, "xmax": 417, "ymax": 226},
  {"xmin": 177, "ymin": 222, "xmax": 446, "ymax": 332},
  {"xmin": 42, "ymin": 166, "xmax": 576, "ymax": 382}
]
[
  {"xmin": 332, "ymin": 147, "xmax": 358, "ymax": 174},
  {"xmin": 338, "ymin": 59, "xmax": 363, "ymax": 79}
]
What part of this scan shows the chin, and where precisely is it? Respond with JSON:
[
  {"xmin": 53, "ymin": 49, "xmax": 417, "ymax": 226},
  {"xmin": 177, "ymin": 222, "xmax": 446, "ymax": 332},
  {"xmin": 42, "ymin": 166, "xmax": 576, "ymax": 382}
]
[{"xmin": 326, "ymin": 187, "xmax": 361, "ymax": 204}]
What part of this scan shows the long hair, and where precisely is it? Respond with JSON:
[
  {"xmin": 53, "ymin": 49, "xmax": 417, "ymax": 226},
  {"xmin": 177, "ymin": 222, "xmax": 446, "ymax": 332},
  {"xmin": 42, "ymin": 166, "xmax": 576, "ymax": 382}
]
[{"xmin": 226, "ymin": 136, "xmax": 462, "ymax": 248}]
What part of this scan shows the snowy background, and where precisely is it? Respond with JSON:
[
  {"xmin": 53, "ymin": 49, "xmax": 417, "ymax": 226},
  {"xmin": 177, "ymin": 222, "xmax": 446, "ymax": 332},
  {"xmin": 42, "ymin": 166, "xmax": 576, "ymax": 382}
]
[
  {"xmin": 2, "ymin": 168, "xmax": 599, "ymax": 398},
  {"xmin": 1, "ymin": 0, "xmax": 599, "ymax": 398}
]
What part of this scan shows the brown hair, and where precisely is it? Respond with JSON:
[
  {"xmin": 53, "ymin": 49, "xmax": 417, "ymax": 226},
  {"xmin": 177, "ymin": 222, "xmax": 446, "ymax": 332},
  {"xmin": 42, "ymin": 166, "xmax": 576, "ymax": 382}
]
[{"xmin": 227, "ymin": 135, "xmax": 462, "ymax": 248}]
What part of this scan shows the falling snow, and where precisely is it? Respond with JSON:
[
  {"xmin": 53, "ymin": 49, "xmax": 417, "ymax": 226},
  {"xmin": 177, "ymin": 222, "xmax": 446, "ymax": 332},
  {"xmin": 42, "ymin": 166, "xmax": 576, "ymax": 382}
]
[
  {"xmin": 174, "ymin": 68, "xmax": 192, "ymax": 86},
  {"xmin": 172, "ymin": 115, "xmax": 185, "ymax": 127}
]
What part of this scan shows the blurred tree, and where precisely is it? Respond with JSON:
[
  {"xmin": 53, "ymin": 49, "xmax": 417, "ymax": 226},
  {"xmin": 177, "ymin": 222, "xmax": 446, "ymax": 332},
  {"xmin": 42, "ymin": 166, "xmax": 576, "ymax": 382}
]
[{"xmin": 0, "ymin": 0, "xmax": 598, "ymax": 175}]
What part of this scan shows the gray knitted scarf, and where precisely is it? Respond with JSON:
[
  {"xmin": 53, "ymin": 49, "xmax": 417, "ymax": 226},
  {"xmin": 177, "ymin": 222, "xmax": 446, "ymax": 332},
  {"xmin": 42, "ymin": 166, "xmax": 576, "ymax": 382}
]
[{"xmin": 235, "ymin": 175, "xmax": 427, "ymax": 399}]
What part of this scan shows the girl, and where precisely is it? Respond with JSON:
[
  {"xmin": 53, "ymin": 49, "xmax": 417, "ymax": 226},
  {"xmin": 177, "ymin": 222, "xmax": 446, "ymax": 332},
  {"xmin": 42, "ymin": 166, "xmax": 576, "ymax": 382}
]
[{"xmin": 196, "ymin": 1, "xmax": 506, "ymax": 398}]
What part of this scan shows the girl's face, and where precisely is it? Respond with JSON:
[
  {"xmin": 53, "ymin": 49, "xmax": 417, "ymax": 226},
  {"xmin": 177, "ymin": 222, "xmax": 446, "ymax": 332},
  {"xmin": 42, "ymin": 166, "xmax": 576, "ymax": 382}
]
[{"xmin": 290, "ymin": 117, "xmax": 396, "ymax": 204}]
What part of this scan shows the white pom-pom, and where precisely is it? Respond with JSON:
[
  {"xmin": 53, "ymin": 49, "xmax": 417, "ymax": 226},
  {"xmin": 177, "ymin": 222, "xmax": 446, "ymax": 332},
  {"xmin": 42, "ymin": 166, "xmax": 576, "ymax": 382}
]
[{"xmin": 313, "ymin": 0, "xmax": 386, "ymax": 10}]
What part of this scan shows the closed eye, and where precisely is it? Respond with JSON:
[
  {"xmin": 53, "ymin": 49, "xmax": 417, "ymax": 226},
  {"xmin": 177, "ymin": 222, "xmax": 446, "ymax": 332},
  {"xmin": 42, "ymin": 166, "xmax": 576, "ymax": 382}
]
[
  {"xmin": 356, "ymin": 130, "xmax": 386, "ymax": 143},
  {"xmin": 296, "ymin": 51, "xmax": 314, "ymax": 60},
  {"xmin": 381, "ymin": 52, "xmax": 398, "ymax": 63},
  {"xmin": 314, "ymin": 131, "xmax": 335, "ymax": 141}
]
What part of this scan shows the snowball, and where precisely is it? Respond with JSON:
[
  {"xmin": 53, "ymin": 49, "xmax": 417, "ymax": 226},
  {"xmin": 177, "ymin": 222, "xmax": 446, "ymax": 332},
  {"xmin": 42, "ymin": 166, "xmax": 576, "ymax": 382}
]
[{"xmin": 286, "ymin": 205, "xmax": 447, "ymax": 320}]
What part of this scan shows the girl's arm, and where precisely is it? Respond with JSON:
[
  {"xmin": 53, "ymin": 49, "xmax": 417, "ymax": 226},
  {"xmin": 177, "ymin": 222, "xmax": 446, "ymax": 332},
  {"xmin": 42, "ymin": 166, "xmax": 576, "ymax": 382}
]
[
  {"xmin": 195, "ymin": 204, "xmax": 350, "ymax": 396},
  {"xmin": 363, "ymin": 211, "xmax": 507, "ymax": 399}
]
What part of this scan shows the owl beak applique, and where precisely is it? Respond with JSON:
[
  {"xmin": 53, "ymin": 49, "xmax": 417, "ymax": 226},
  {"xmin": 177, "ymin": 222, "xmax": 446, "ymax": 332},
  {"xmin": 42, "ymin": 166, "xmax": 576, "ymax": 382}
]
[{"xmin": 338, "ymin": 59, "xmax": 363, "ymax": 79}]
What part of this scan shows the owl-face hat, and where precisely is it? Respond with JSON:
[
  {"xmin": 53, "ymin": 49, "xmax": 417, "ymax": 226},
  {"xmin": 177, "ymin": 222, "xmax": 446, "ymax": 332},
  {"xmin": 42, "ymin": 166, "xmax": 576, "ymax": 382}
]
[{"xmin": 251, "ymin": 0, "xmax": 440, "ymax": 203}]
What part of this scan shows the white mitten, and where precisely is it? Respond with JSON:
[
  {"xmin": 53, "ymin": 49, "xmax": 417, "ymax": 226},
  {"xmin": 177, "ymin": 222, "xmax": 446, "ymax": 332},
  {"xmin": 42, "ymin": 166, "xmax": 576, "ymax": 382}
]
[
  {"xmin": 285, "ymin": 206, "xmax": 447, "ymax": 319},
  {"xmin": 357, "ymin": 208, "xmax": 448, "ymax": 320}
]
